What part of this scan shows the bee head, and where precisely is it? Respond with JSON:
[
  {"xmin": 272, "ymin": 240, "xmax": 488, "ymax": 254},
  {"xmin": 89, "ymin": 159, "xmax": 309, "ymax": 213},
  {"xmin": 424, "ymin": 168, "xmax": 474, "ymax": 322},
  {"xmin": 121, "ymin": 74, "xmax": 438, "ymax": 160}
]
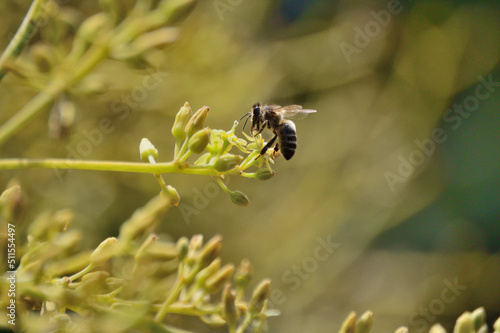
[
  {"xmin": 240, "ymin": 103, "xmax": 261, "ymax": 132},
  {"xmin": 251, "ymin": 103, "xmax": 262, "ymax": 133}
]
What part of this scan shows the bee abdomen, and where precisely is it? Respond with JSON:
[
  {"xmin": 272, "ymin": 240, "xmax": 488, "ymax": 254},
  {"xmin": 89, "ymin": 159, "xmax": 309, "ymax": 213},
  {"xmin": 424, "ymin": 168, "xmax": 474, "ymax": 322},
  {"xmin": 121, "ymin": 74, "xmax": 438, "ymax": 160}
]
[{"xmin": 280, "ymin": 121, "xmax": 297, "ymax": 160}]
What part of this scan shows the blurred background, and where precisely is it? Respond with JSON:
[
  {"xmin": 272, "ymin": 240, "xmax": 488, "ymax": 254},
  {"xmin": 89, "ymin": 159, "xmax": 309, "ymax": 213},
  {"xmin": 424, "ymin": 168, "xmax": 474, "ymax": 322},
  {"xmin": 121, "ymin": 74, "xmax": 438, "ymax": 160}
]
[{"xmin": 1, "ymin": 0, "xmax": 499, "ymax": 332}]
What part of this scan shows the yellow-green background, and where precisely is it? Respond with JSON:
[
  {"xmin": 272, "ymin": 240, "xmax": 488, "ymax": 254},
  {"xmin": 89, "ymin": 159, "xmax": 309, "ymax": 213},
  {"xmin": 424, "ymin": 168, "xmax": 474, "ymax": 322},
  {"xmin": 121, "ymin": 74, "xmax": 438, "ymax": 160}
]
[{"xmin": 1, "ymin": 0, "xmax": 499, "ymax": 332}]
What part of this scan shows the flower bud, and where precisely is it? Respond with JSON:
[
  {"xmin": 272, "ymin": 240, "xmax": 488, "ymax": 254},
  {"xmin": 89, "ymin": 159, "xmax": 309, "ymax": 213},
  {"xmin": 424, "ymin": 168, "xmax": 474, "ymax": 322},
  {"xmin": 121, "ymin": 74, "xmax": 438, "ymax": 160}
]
[
  {"xmin": 494, "ymin": 316, "xmax": 500, "ymax": 333},
  {"xmin": 176, "ymin": 237, "xmax": 189, "ymax": 261},
  {"xmin": 0, "ymin": 183, "xmax": 24, "ymax": 221},
  {"xmin": 77, "ymin": 12, "xmax": 109, "ymax": 43},
  {"xmin": 196, "ymin": 258, "xmax": 221, "ymax": 285},
  {"xmin": 394, "ymin": 327, "xmax": 409, "ymax": 333},
  {"xmin": 161, "ymin": 185, "xmax": 180, "ymax": 207},
  {"xmin": 248, "ymin": 279, "xmax": 271, "ymax": 314},
  {"xmin": 139, "ymin": 138, "xmax": 158, "ymax": 162},
  {"xmin": 214, "ymin": 154, "xmax": 243, "ymax": 172},
  {"xmin": 205, "ymin": 264, "xmax": 234, "ymax": 294},
  {"xmin": 454, "ymin": 312, "xmax": 474, "ymax": 333},
  {"xmin": 188, "ymin": 128, "xmax": 210, "ymax": 154},
  {"xmin": 76, "ymin": 271, "xmax": 109, "ymax": 294},
  {"xmin": 133, "ymin": 27, "xmax": 179, "ymax": 54},
  {"xmin": 234, "ymin": 259, "xmax": 253, "ymax": 289},
  {"xmin": 185, "ymin": 106, "xmax": 209, "ymax": 137},
  {"xmin": 228, "ymin": 190, "xmax": 250, "ymax": 206},
  {"xmin": 339, "ymin": 312, "xmax": 356, "ymax": 333},
  {"xmin": 172, "ymin": 102, "xmax": 192, "ymax": 140},
  {"xmin": 90, "ymin": 237, "xmax": 118, "ymax": 267},
  {"xmin": 472, "ymin": 307, "xmax": 486, "ymax": 331},
  {"xmin": 429, "ymin": 324, "xmax": 447, "ymax": 333},
  {"xmin": 158, "ymin": 0, "xmax": 197, "ymax": 24},
  {"xmin": 254, "ymin": 168, "xmax": 274, "ymax": 181},
  {"xmin": 198, "ymin": 235, "xmax": 222, "ymax": 267},
  {"xmin": 356, "ymin": 311, "xmax": 373, "ymax": 333},
  {"xmin": 222, "ymin": 284, "xmax": 238, "ymax": 330},
  {"xmin": 118, "ymin": 194, "xmax": 170, "ymax": 242}
]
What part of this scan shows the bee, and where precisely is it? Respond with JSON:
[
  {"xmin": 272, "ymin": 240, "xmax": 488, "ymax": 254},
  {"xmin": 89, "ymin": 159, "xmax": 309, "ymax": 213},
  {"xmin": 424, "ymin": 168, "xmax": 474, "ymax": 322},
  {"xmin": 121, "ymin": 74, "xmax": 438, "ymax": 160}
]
[{"xmin": 241, "ymin": 103, "xmax": 316, "ymax": 160}]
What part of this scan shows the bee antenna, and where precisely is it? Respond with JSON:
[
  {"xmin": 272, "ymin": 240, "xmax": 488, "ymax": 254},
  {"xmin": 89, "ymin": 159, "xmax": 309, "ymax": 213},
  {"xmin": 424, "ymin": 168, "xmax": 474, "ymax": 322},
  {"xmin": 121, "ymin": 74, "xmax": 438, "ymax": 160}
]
[{"xmin": 240, "ymin": 112, "xmax": 251, "ymax": 131}]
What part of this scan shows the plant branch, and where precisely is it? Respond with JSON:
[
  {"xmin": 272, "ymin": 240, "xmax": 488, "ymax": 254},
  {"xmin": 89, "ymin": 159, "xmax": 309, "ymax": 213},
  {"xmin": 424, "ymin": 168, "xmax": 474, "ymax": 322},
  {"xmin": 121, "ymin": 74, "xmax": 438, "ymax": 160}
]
[
  {"xmin": 0, "ymin": 0, "xmax": 49, "ymax": 81},
  {"xmin": 0, "ymin": 158, "xmax": 242, "ymax": 176}
]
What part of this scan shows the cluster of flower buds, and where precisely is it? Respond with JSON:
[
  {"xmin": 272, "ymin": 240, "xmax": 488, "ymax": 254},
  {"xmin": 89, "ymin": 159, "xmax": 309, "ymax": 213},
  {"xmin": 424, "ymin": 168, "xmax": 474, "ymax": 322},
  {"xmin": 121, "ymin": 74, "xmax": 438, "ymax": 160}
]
[
  {"xmin": 153, "ymin": 234, "xmax": 277, "ymax": 332},
  {"xmin": 141, "ymin": 102, "xmax": 277, "ymax": 206},
  {"xmin": 0, "ymin": 186, "xmax": 277, "ymax": 333},
  {"xmin": 12, "ymin": 0, "xmax": 197, "ymax": 141},
  {"xmin": 338, "ymin": 307, "xmax": 499, "ymax": 333}
]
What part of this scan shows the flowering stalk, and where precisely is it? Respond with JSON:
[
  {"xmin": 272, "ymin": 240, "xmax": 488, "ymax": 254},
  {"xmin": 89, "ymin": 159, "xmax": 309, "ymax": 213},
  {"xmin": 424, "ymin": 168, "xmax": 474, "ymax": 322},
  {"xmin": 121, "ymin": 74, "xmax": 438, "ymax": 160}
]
[{"xmin": 0, "ymin": 102, "xmax": 276, "ymax": 205}]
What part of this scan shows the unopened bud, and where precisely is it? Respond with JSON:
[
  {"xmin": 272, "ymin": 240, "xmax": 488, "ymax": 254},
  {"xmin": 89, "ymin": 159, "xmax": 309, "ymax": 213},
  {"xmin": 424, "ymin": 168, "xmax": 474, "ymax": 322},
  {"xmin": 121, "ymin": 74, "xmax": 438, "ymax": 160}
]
[
  {"xmin": 160, "ymin": 185, "xmax": 180, "ymax": 206},
  {"xmin": 77, "ymin": 12, "xmax": 109, "ymax": 42},
  {"xmin": 429, "ymin": 324, "xmax": 447, "ymax": 333},
  {"xmin": 228, "ymin": 190, "xmax": 250, "ymax": 206},
  {"xmin": 196, "ymin": 258, "xmax": 221, "ymax": 285},
  {"xmin": 76, "ymin": 271, "xmax": 109, "ymax": 294},
  {"xmin": 185, "ymin": 106, "xmax": 209, "ymax": 137},
  {"xmin": 454, "ymin": 312, "xmax": 474, "ymax": 333},
  {"xmin": 394, "ymin": 327, "xmax": 409, "ymax": 333},
  {"xmin": 355, "ymin": 311, "xmax": 373, "ymax": 333},
  {"xmin": 198, "ymin": 235, "xmax": 222, "ymax": 267},
  {"xmin": 157, "ymin": 0, "xmax": 197, "ymax": 24},
  {"xmin": 0, "ymin": 183, "xmax": 24, "ymax": 221},
  {"xmin": 234, "ymin": 259, "xmax": 253, "ymax": 289},
  {"xmin": 214, "ymin": 154, "xmax": 243, "ymax": 172},
  {"xmin": 172, "ymin": 102, "xmax": 192, "ymax": 140},
  {"xmin": 472, "ymin": 307, "xmax": 486, "ymax": 331},
  {"xmin": 254, "ymin": 168, "xmax": 274, "ymax": 181},
  {"xmin": 133, "ymin": 27, "xmax": 179, "ymax": 54},
  {"xmin": 176, "ymin": 237, "xmax": 189, "ymax": 261},
  {"xmin": 494, "ymin": 316, "xmax": 500, "ymax": 333},
  {"xmin": 205, "ymin": 264, "xmax": 234, "ymax": 294},
  {"xmin": 248, "ymin": 279, "xmax": 271, "ymax": 314},
  {"xmin": 188, "ymin": 128, "xmax": 210, "ymax": 154},
  {"xmin": 339, "ymin": 312, "xmax": 356, "ymax": 333},
  {"xmin": 118, "ymin": 195, "xmax": 170, "ymax": 242},
  {"xmin": 90, "ymin": 237, "xmax": 118, "ymax": 267},
  {"xmin": 222, "ymin": 284, "xmax": 238, "ymax": 330},
  {"xmin": 139, "ymin": 138, "xmax": 158, "ymax": 162}
]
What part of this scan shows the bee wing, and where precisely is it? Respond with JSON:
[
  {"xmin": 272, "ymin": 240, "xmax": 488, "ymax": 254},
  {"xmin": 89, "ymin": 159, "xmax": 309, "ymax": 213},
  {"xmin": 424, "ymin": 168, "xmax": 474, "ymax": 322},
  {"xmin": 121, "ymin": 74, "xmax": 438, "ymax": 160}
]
[{"xmin": 274, "ymin": 105, "xmax": 317, "ymax": 120}]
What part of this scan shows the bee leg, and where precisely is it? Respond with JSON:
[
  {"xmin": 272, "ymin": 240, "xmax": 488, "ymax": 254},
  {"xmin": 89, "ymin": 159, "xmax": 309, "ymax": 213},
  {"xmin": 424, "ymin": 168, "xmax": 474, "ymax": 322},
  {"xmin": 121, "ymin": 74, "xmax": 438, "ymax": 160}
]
[
  {"xmin": 271, "ymin": 142, "xmax": 280, "ymax": 159},
  {"xmin": 255, "ymin": 134, "xmax": 278, "ymax": 160}
]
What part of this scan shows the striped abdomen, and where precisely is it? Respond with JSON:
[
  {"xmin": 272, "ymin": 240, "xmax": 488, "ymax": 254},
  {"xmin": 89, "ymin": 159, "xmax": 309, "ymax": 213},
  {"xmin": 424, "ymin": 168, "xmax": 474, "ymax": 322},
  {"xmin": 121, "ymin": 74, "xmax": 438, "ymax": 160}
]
[{"xmin": 278, "ymin": 121, "xmax": 297, "ymax": 160}]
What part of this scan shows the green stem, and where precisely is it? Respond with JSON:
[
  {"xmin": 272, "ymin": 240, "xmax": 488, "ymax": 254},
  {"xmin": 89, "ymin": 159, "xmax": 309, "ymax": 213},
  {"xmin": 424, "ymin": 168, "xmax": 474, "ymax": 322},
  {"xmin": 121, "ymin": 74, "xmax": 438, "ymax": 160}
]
[
  {"xmin": 0, "ymin": 158, "xmax": 237, "ymax": 176},
  {"xmin": 175, "ymin": 137, "xmax": 190, "ymax": 162},
  {"xmin": 0, "ymin": 0, "xmax": 49, "ymax": 81},
  {"xmin": 66, "ymin": 263, "xmax": 94, "ymax": 282},
  {"xmin": 215, "ymin": 177, "xmax": 231, "ymax": 194},
  {"xmin": 0, "ymin": 86, "xmax": 59, "ymax": 145},
  {"xmin": 155, "ymin": 265, "xmax": 185, "ymax": 322},
  {"xmin": 0, "ymin": 33, "xmax": 110, "ymax": 146},
  {"xmin": 239, "ymin": 151, "xmax": 260, "ymax": 170},
  {"xmin": 235, "ymin": 312, "xmax": 253, "ymax": 333}
]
